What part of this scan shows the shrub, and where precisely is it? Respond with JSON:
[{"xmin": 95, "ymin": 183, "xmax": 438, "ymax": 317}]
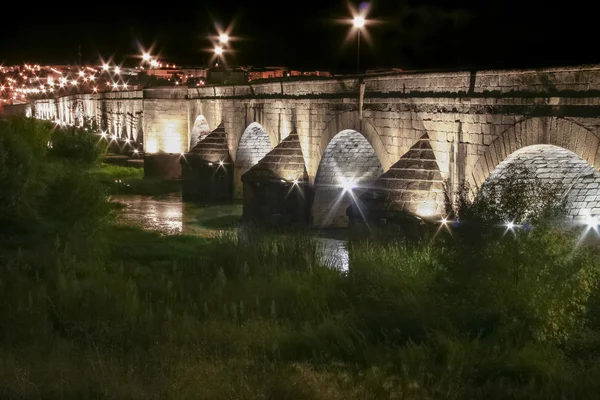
[{"xmin": 49, "ymin": 126, "xmax": 107, "ymax": 165}]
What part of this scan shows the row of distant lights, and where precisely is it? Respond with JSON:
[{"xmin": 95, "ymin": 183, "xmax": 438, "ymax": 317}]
[{"xmin": 2, "ymin": 65, "xmax": 132, "ymax": 95}]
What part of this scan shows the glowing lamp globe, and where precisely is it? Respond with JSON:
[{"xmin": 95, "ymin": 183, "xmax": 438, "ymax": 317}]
[{"xmin": 353, "ymin": 16, "xmax": 365, "ymax": 28}]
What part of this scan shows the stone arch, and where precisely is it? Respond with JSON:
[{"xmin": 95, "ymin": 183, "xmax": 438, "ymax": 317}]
[
  {"xmin": 470, "ymin": 117, "xmax": 600, "ymax": 189},
  {"xmin": 312, "ymin": 129, "xmax": 384, "ymax": 228},
  {"xmin": 233, "ymin": 122, "xmax": 274, "ymax": 199},
  {"xmin": 190, "ymin": 115, "xmax": 211, "ymax": 150},
  {"xmin": 311, "ymin": 111, "xmax": 392, "ymax": 180},
  {"xmin": 485, "ymin": 144, "xmax": 600, "ymax": 220}
]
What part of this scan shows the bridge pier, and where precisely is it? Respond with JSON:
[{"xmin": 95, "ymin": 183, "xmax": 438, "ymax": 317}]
[
  {"xmin": 144, "ymin": 153, "xmax": 182, "ymax": 180},
  {"xmin": 349, "ymin": 133, "xmax": 449, "ymax": 229},
  {"xmin": 241, "ymin": 131, "xmax": 310, "ymax": 226},
  {"xmin": 181, "ymin": 124, "xmax": 234, "ymax": 201}
]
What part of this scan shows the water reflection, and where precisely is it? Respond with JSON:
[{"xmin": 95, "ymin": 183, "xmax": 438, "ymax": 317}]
[
  {"xmin": 111, "ymin": 194, "xmax": 350, "ymax": 270},
  {"xmin": 319, "ymin": 238, "xmax": 349, "ymax": 271},
  {"xmin": 113, "ymin": 194, "xmax": 184, "ymax": 235}
]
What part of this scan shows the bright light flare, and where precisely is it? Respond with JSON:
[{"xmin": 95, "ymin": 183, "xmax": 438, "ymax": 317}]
[
  {"xmin": 219, "ymin": 33, "xmax": 229, "ymax": 44},
  {"xmin": 214, "ymin": 46, "xmax": 223, "ymax": 55},
  {"xmin": 505, "ymin": 221, "xmax": 515, "ymax": 230},
  {"xmin": 586, "ymin": 215, "xmax": 598, "ymax": 228},
  {"xmin": 142, "ymin": 53, "xmax": 150, "ymax": 61},
  {"xmin": 339, "ymin": 178, "xmax": 357, "ymax": 193},
  {"xmin": 353, "ymin": 16, "xmax": 365, "ymax": 28},
  {"xmin": 114, "ymin": 66, "xmax": 120, "ymax": 74},
  {"xmin": 102, "ymin": 63, "xmax": 109, "ymax": 71},
  {"xmin": 150, "ymin": 59, "xmax": 159, "ymax": 68}
]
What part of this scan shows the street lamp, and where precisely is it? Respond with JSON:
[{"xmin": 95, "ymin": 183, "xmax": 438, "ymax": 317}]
[
  {"xmin": 214, "ymin": 45, "xmax": 224, "ymax": 66},
  {"xmin": 353, "ymin": 15, "xmax": 366, "ymax": 75},
  {"xmin": 142, "ymin": 53, "xmax": 151, "ymax": 62},
  {"xmin": 219, "ymin": 33, "xmax": 229, "ymax": 44}
]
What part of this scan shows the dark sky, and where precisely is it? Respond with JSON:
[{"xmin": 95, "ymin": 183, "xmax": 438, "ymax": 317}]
[{"xmin": 1, "ymin": 0, "xmax": 598, "ymax": 73}]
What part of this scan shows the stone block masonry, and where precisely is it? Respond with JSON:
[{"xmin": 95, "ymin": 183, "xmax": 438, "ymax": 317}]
[{"xmin": 28, "ymin": 64, "xmax": 600, "ymax": 226}]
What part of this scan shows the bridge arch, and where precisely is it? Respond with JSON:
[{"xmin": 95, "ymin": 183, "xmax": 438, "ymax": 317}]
[
  {"xmin": 312, "ymin": 129, "xmax": 384, "ymax": 228},
  {"xmin": 470, "ymin": 117, "xmax": 600, "ymax": 189},
  {"xmin": 312, "ymin": 112, "xmax": 392, "ymax": 178},
  {"xmin": 233, "ymin": 122, "xmax": 274, "ymax": 199},
  {"xmin": 190, "ymin": 115, "xmax": 211, "ymax": 150},
  {"xmin": 483, "ymin": 145, "xmax": 600, "ymax": 220},
  {"xmin": 471, "ymin": 117, "xmax": 600, "ymax": 220}
]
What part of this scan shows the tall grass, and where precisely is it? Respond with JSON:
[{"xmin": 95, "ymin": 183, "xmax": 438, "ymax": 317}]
[{"xmin": 2, "ymin": 117, "xmax": 600, "ymax": 398}]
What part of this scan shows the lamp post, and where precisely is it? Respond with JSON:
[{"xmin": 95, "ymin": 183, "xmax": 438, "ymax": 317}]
[
  {"xmin": 214, "ymin": 45, "xmax": 224, "ymax": 66},
  {"xmin": 353, "ymin": 16, "xmax": 365, "ymax": 75}
]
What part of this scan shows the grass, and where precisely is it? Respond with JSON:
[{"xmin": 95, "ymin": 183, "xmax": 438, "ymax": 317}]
[
  {"xmin": 5, "ymin": 117, "xmax": 600, "ymax": 398},
  {"xmin": 91, "ymin": 163, "xmax": 181, "ymax": 196}
]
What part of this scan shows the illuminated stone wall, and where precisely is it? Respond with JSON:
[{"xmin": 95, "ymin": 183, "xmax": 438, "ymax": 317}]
[
  {"xmin": 190, "ymin": 115, "xmax": 210, "ymax": 149},
  {"xmin": 233, "ymin": 122, "xmax": 273, "ymax": 199},
  {"xmin": 28, "ymin": 64, "xmax": 600, "ymax": 221},
  {"xmin": 142, "ymin": 88, "xmax": 189, "ymax": 154},
  {"xmin": 31, "ymin": 91, "xmax": 144, "ymax": 142},
  {"xmin": 312, "ymin": 129, "xmax": 383, "ymax": 228},
  {"xmin": 486, "ymin": 145, "xmax": 600, "ymax": 220}
]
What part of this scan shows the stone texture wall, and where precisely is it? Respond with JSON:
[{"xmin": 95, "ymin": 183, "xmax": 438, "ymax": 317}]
[
  {"xmin": 233, "ymin": 122, "xmax": 274, "ymax": 199},
  {"xmin": 143, "ymin": 88, "xmax": 189, "ymax": 154},
  {"xmin": 312, "ymin": 129, "xmax": 384, "ymax": 227},
  {"xmin": 30, "ymin": 91, "xmax": 144, "ymax": 143},
  {"xmin": 487, "ymin": 145, "xmax": 600, "ymax": 220},
  {"xmin": 29, "ymin": 64, "xmax": 600, "ymax": 220},
  {"xmin": 190, "ymin": 115, "xmax": 211, "ymax": 149}
]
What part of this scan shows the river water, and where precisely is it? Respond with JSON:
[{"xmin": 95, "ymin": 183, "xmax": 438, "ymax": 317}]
[{"xmin": 111, "ymin": 193, "xmax": 350, "ymax": 270}]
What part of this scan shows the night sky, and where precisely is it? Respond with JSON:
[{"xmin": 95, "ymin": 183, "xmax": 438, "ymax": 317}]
[{"xmin": 1, "ymin": 0, "xmax": 598, "ymax": 73}]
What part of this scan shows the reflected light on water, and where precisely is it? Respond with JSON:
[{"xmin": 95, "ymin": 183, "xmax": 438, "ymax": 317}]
[
  {"xmin": 113, "ymin": 194, "xmax": 351, "ymax": 269},
  {"xmin": 319, "ymin": 238, "xmax": 349, "ymax": 271},
  {"xmin": 115, "ymin": 195, "xmax": 183, "ymax": 235}
]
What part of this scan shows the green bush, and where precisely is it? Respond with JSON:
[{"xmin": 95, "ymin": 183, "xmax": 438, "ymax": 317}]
[
  {"xmin": 0, "ymin": 117, "xmax": 111, "ymax": 244},
  {"xmin": 49, "ymin": 126, "xmax": 107, "ymax": 165},
  {"xmin": 0, "ymin": 117, "xmax": 53, "ymax": 234}
]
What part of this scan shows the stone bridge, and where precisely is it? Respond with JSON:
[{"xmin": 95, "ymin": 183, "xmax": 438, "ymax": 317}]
[{"xmin": 27, "ymin": 65, "xmax": 600, "ymax": 228}]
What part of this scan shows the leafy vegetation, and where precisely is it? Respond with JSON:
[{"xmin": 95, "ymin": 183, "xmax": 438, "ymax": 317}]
[{"xmin": 2, "ymin": 117, "xmax": 600, "ymax": 398}]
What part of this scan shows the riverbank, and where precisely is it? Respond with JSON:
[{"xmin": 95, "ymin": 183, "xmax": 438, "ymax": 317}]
[{"xmin": 3, "ymin": 117, "xmax": 600, "ymax": 398}]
